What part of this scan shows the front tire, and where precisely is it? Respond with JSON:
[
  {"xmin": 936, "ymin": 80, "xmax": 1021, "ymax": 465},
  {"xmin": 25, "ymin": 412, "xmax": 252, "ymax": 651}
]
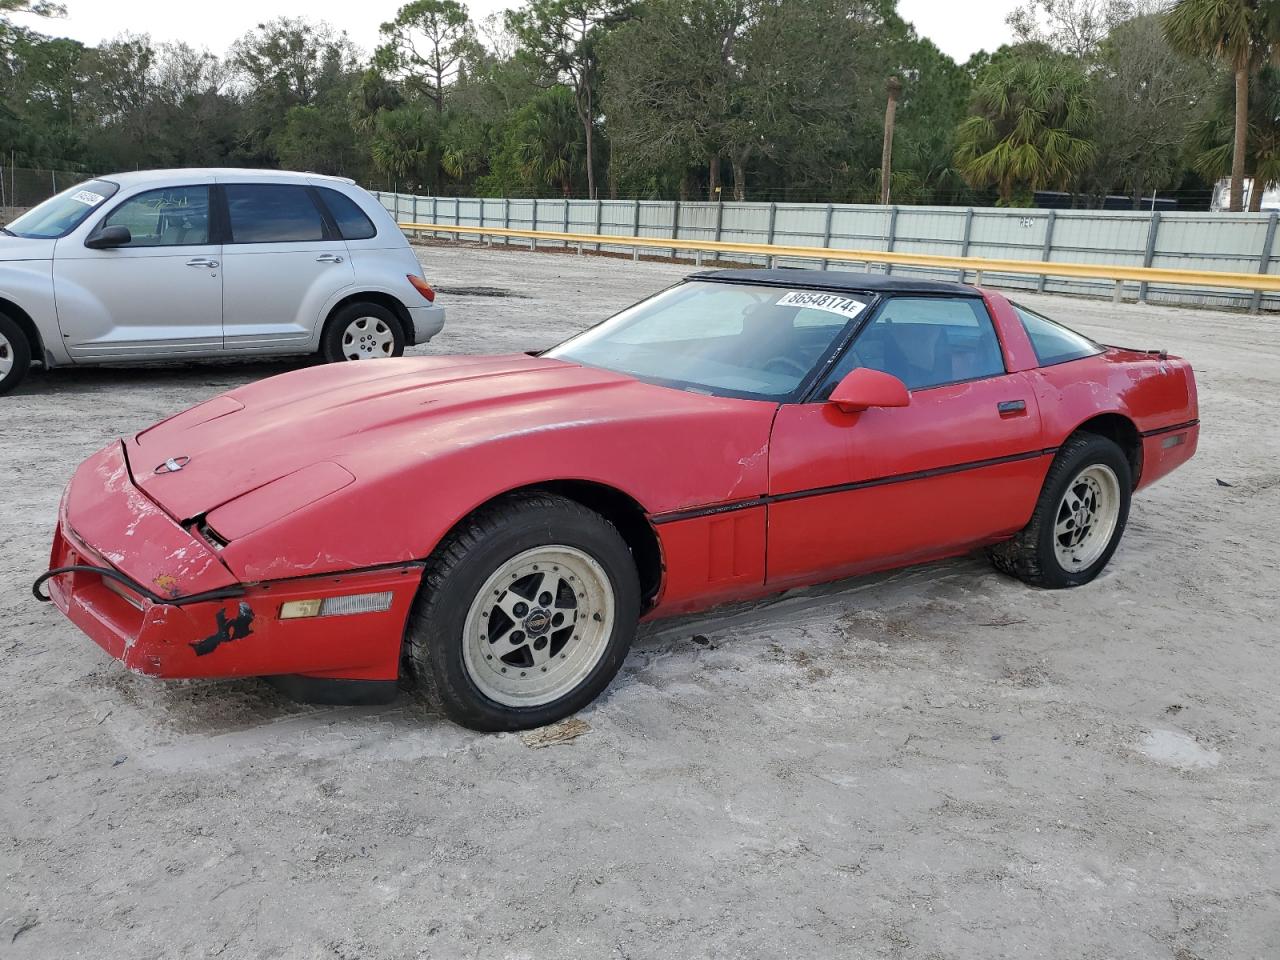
[
  {"xmin": 989, "ymin": 433, "xmax": 1132, "ymax": 588},
  {"xmin": 321, "ymin": 302, "xmax": 405, "ymax": 363},
  {"xmin": 406, "ymin": 493, "xmax": 641, "ymax": 732},
  {"xmin": 0, "ymin": 312, "xmax": 32, "ymax": 396}
]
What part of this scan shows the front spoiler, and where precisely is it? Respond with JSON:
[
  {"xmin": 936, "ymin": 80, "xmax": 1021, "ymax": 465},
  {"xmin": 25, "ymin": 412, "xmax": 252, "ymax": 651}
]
[{"xmin": 40, "ymin": 443, "xmax": 423, "ymax": 682}]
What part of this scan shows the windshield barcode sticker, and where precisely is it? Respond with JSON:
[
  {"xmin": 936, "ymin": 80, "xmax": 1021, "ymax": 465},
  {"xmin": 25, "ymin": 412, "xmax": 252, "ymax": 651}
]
[
  {"xmin": 776, "ymin": 290, "xmax": 865, "ymax": 319},
  {"xmin": 70, "ymin": 190, "xmax": 105, "ymax": 206}
]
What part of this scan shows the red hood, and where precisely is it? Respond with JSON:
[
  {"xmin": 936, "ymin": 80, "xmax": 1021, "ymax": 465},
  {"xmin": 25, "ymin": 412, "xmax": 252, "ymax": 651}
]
[{"xmin": 125, "ymin": 355, "xmax": 777, "ymax": 579}]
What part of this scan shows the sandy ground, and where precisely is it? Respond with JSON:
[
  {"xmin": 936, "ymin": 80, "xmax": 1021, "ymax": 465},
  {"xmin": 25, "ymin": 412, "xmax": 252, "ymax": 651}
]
[{"xmin": 1, "ymin": 242, "xmax": 1277, "ymax": 960}]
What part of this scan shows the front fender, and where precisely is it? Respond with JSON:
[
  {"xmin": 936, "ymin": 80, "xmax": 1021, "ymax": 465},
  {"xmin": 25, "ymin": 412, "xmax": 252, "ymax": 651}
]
[
  {"xmin": 216, "ymin": 402, "xmax": 776, "ymax": 583},
  {"xmin": 0, "ymin": 260, "xmax": 65, "ymax": 365}
]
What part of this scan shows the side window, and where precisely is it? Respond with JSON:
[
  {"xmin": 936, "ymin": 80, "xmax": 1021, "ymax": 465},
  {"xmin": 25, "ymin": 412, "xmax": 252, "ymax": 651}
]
[
  {"xmin": 1013, "ymin": 304, "xmax": 1101, "ymax": 366},
  {"xmin": 101, "ymin": 186, "xmax": 210, "ymax": 247},
  {"xmin": 225, "ymin": 184, "xmax": 326, "ymax": 243},
  {"xmin": 318, "ymin": 187, "xmax": 377, "ymax": 240},
  {"xmin": 817, "ymin": 296, "xmax": 1006, "ymax": 396}
]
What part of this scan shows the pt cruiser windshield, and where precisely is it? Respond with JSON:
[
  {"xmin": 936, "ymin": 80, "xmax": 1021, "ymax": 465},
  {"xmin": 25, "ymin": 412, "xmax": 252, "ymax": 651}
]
[{"xmin": 4, "ymin": 179, "xmax": 120, "ymax": 239}]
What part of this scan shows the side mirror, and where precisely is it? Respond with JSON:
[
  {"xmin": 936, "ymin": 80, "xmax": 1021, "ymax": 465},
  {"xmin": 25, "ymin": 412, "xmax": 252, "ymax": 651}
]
[
  {"xmin": 85, "ymin": 225, "xmax": 131, "ymax": 249},
  {"xmin": 828, "ymin": 368, "xmax": 910, "ymax": 414}
]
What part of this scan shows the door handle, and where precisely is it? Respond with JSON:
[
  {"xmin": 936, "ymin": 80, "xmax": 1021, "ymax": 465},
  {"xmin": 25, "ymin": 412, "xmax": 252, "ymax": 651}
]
[
  {"xmin": 185, "ymin": 257, "xmax": 219, "ymax": 268},
  {"xmin": 316, "ymin": 253, "xmax": 344, "ymax": 263},
  {"xmin": 997, "ymin": 399, "xmax": 1027, "ymax": 416}
]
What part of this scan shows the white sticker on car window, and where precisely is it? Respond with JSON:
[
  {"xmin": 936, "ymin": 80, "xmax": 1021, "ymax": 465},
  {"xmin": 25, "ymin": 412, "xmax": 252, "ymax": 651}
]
[
  {"xmin": 70, "ymin": 190, "xmax": 106, "ymax": 206},
  {"xmin": 775, "ymin": 289, "xmax": 866, "ymax": 319}
]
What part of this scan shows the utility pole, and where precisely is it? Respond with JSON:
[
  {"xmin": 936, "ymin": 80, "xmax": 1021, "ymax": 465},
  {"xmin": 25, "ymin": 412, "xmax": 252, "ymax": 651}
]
[{"xmin": 880, "ymin": 75, "xmax": 902, "ymax": 206}]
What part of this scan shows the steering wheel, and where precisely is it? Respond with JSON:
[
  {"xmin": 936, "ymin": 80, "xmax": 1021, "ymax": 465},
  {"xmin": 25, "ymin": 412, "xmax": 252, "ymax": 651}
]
[{"xmin": 762, "ymin": 356, "xmax": 809, "ymax": 379}]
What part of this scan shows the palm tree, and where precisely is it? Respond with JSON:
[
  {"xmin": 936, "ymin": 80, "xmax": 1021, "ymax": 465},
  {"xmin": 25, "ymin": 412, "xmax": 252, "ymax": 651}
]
[
  {"xmin": 880, "ymin": 75, "xmax": 902, "ymax": 205},
  {"xmin": 954, "ymin": 50, "xmax": 1097, "ymax": 206},
  {"xmin": 1188, "ymin": 63, "xmax": 1280, "ymax": 209},
  {"xmin": 1165, "ymin": 0, "xmax": 1280, "ymax": 212},
  {"xmin": 511, "ymin": 86, "xmax": 585, "ymax": 196},
  {"xmin": 370, "ymin": 106, "xmax": 441, "ymax": 191}
]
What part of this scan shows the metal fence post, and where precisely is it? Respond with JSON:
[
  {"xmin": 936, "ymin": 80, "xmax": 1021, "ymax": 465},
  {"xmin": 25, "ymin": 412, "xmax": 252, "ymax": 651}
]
[
  {"xmin": 959, "ymin": 208, "xmax": 974, "ymax": 282},
  {"xmin": 562, "ymin": 199, "xmax": 569, "ymax": 244},
  {"xmin": 766, "ymin": 202, "xmax": 777, "ymax": 268},
  {"xmin": 412, "ymin": 196, "xmax": 419, "ymax": 241},
  {"xmin": 1252, "ymin": 211, "xmax": 1279, "ymax": 313},
  {"xmin": 431, "ymin": 196, "xmax": 438, "ymax": 240},
  {"xmin": 595, "ymin": 199, "xmax": 603, "ymax": 253},
  {"xmin": 1037, "ymin": 210, "xmax": 1057, "ymax": 293},
  {"xmin": 531, "ymin": 198, "xmax": 538, "ymax": 250},
  {"xmin": 1136, "ymin": 211, "xmax": 1161, "ymax": 303},
  {"xmin": 632, "ymin": 200, "xmax": 641, "ymax": 262},
  {"xmin": 671, "ymin": 200, "xmax": 681, "ymax": 260},
  {"xmin": 820, "ymin": 203, "xmax": 834, "ymax": 271},
  {"xmin": 884, "ymin": 205, "xmax": 898, "ymax": 275}
]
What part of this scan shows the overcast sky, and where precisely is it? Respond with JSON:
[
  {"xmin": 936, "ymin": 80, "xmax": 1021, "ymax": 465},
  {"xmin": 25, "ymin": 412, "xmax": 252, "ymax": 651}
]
[{"xmin": 12, "ymin": 0, "xmax": 1016, "ymax": 62}]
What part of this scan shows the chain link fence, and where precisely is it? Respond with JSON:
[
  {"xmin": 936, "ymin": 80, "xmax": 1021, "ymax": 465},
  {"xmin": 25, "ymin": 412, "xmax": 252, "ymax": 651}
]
[{"xmin": 0, "ymin": 164, "xmax": 94, "ymax": 220}]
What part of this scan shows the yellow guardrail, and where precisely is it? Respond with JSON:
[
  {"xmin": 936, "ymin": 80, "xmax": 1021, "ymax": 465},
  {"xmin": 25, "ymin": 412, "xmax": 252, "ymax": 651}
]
[{"xmin": 399, "ymin": 220, "xmax": 1280, "ymax": 296}]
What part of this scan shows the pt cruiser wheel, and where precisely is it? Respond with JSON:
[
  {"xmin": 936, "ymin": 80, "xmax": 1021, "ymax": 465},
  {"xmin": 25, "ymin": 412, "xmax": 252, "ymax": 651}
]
[
  {"xmin": 321, "ymin": 301, "xmax": 405, "ymax": 363},
  {"xmin": 989, "ymin": 433, "xmax": 1132, "ymax": 589},
  {"xmin": 0, "ymin": 312, "xmax": 32, "ymax": 396},
  {"xmin": 406, "ymin": 492, "xmax": 640, "ymax": 731}
]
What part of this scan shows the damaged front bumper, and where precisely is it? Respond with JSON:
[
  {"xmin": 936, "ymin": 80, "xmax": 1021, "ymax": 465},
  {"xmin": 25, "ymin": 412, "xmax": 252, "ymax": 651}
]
[{"xmin": 38, "ymin": 443, "xmax": 422, "ymax": 684}]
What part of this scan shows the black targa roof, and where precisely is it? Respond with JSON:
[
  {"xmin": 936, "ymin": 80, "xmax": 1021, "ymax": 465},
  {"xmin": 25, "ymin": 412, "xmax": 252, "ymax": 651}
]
[{"xmin": 689, "ymin": 268, "xmax": 981, "ymax": 298}]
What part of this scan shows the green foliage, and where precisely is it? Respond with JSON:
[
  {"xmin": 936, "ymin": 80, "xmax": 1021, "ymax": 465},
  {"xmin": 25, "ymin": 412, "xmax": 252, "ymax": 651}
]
[
  {"xmin": 1164, "ymin": 0, "xmax": 1280, "ymax": 209},
  {"xmin": 507, "ymin": 0, "xmax": 639, "ymax": 198},
  {"xmin": 377, "ymin": 0, "xmax": 477, "ymax": 111},
  {"xmin": 1188, "ymin": 64, "xmax": 1280, "ymax": 201},
  {"xmin": 370, "ymin": 105, "xmax": 443, "ymax": 190},
  {"xmin": 954, "ymin": 47, "xmax": 1097, "ymax": 205},
  {"xmin": 0, "ymin": 0, "xmax": 1264, "ymax": 209}
]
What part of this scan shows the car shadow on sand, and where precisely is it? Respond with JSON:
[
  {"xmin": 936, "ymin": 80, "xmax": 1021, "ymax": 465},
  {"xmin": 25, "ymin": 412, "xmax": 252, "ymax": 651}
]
[
  {"xmin": 84, "ymin": 552, "xmax": 1008, "ymax": 756},
  {"xmin": 12, "ymin": 356, "xmax": 318, "ymax": 397}
]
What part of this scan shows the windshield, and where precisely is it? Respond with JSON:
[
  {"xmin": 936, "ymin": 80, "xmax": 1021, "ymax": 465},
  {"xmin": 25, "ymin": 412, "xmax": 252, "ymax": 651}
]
[
  {"xmin": 545, "ymin": 280, "xmax": 872, "ymax": 401},
  {"xmin": 5, "ymin": 179, "xmax": 119, "ymax": 239}
]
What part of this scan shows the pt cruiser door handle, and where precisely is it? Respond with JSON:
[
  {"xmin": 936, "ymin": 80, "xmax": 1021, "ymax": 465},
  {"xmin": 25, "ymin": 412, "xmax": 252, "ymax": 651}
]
[
  {"xmin": 998, "ymin": 399, "xmax": 1027, "ymax": 416},
  {"xmin": 316, "ymin": 253, "xmax": 344, "ymax": 263},
  {"xmin": 185, "ymin": 257, "xmax": 219, "ymax": 268}
]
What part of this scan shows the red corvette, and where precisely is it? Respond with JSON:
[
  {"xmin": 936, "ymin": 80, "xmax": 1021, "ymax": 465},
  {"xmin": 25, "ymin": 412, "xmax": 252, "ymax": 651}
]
[{"xmin": 35, "ymin": 270, "xmax": 1198, "ymax": 730}]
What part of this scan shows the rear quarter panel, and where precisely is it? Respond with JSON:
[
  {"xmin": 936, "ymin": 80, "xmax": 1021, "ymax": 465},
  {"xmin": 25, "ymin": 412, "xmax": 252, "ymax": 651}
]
[{"xmin": 1031, "ymin": 350, "xmax": 1198, "ymax": 488}]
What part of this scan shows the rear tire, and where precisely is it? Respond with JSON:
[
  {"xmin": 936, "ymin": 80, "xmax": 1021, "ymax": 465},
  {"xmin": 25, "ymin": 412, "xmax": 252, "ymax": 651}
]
[
  {"xmin": 0, "ymin": 312, "xmax": 32, "ymax": 396},
  {"xmin": 406, "ymin": 492, "xmax": 641, "ymax": 732},
  {"xmin": 321, "ymin": 302, "xmax": 405, "ymax": 363},
  {"xmin": 988, "ymin": 433, "xmax": 1132, "ymax": 588}
]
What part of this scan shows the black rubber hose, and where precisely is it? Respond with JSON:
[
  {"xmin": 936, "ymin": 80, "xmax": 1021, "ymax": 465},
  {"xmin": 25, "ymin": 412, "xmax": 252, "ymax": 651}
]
[{"xmin": 32, "ymin": 565, "xmax": 245, "ymax": 607}]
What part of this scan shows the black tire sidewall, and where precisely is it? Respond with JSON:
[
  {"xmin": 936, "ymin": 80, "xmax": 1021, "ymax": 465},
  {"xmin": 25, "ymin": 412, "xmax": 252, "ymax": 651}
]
[
  {"xmin": 414, "ymin": 504, "xmax": 641, "ymax": 731},
  {"xmin": 0, "ymin": 313, "xmax": 32, "ymax": 396},
  {"xmin": 321, "ymin": 302, "xmax": 405, "ymax": 363},
  {"xmin": 1034, "ymin": 435, "xmax": 1132, "ymax": 588}
]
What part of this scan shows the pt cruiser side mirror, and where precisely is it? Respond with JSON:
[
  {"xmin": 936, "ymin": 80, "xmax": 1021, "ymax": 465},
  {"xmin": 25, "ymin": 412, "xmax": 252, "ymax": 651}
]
[
  {"xmin": 828, "ymin": 368, "xmax": 910, "ymax": 414},
  {"xmin": 85, "ymin": 225, "xmax": 132, "ymax": 249}
]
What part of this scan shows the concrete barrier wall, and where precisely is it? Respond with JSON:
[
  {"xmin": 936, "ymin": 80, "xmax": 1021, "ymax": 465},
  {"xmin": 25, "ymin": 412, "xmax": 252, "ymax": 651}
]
[{"xmin": 373, "ymin": 192, "xmax": 1280, "ymax": 312}]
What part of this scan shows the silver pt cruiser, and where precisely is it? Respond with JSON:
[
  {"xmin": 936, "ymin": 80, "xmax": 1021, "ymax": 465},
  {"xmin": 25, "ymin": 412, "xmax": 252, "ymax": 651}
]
[{"xmin": 0, "ymin": 168, "xmax": 445, "ymax": 394}]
